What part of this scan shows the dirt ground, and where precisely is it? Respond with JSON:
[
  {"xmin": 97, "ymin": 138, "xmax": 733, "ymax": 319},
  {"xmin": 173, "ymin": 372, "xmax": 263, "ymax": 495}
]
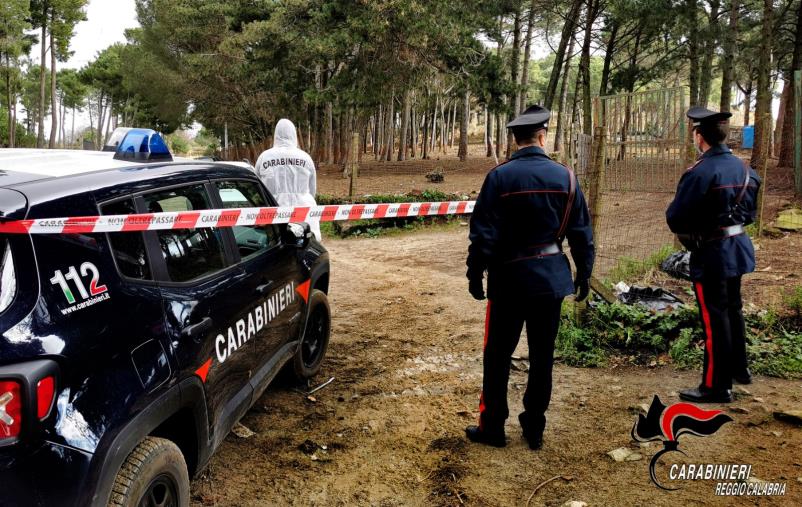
[
  {"xmin": 316, "ymin": 152, "xmax": 802, "ymax": 308},
  {"xmin": 191, "ymin": 228, "xmax": 802, "ymax": 506}
]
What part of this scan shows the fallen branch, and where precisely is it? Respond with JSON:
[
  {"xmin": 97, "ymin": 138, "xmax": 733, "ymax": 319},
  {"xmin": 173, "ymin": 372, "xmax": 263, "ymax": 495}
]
[{"xmin": 526, "ymin": 475, "xmax": 569, "ymax": 507}]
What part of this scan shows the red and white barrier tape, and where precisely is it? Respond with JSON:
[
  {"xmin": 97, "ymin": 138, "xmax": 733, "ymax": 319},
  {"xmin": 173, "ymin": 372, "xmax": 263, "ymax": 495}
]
[{"xmin": 0, "ymin": 201, "xmax": 476, "ymax": 235}]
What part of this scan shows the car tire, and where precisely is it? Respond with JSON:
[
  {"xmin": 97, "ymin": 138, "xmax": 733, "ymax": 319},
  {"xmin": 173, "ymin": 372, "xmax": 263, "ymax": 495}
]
[
  {"xmin": 292, "ymin": 289, "xmax": 331, "ymax": 381},
  {"xmin": 108, "ymin": 436, "xmax": 189, "ymax": 507}
]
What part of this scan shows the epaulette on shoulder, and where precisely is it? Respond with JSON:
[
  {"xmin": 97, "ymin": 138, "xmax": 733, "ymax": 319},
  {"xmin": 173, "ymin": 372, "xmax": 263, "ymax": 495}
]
[
  {"xmin": 488, "ymin": 159, "xmax": 512, "ymax": 174},
  {"xmin": 684, "ymin": 159, "xmax": 703, "ymax": 173}
]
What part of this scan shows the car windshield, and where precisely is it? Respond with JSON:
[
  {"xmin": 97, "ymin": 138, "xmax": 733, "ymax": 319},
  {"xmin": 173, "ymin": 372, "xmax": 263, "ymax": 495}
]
[{"xmin": 0, "ymin": 239, "xmax": 15, "ymax": 313}]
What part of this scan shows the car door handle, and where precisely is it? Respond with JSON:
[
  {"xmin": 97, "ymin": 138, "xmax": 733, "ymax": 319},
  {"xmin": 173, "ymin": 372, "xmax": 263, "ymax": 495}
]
[
  {"xmin": 181, "ymin": 317, "xmax": 213, "ymax": 340},
  {"xmin": 255, "ymin": 281, "xmax": 274, "ymax": 295}
]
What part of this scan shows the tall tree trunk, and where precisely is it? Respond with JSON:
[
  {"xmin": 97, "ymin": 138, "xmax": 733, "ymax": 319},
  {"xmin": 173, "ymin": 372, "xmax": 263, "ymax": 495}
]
[
  {"xmin": 439, "ymin": 98, "xmax": 447, "ymax": 152},
  {"xmin": 698, "ymin": 0, "xmax": 720, "ymax": 108},
  {"xmin": 486, "ymin": 107, "xmax": 493, "ymax": 157},
  {"xmin": 506, "ymin": 8, "xmax": 523, "ymax": 159},
  {"xmin": 71, "ymin": 105, "xmax": 75, "ymax": 147},
  {"xmin": 87, "ymin": 96, "xmax": 94, "ymax": 147},
  {"xmin": 519, "ymin": 0, "xmax": 537, "ymax": 111},
  {"xmin": 450, "ymin": 101, "xmax": 457, "ymax": 148},
  {"xmin": 599, "ymin": 20, "xmax": 618, "ymax": 96},
  {"xmin": 431, "ymin": 96, "xmax": 438, "ymax": 153},
  {"xmin": 60, "ymin": 96, "xmax": 65, "ymax": 147},
  {"xmin": 495, "ymin": 107, "xmax": 503, "ymax": 158},
  {"xmin": 744, "ymin": 81, "xmax": 753, "ymax": 125},
  {"xmin": 422, "ymin": 109, "xmax": 429, "ymax": 159},
  {"xmin": 37, "ymin": 22, "xmax": 47, "ymax": 148},
  {"xmin": 384, "ymin": 95, "xmax": 394, "ymax": 162},
  {"xmin": 49, "ymin": 17, "xmax": 57, "ymax": 149},
  {"xmin": 545, "ymin": 0, "xmax": 583, "ymax": 110},
  {"xmin": 579, "ymin": 0, "xmax": 595, "ymax": 135},
  {"xmin": 5, "ymin": 54, "xmax": 14, "ymax": 147},
  {"xmin": 555, "ymin": 33, "xmax": 577, "ymax": 152},
  {"xmin": 325, "ymin": 102, "xmax": 333, "ymax": 164},
  {"xmin": 720, "ymin": 0, "xmax": 740, "ymax": 112},
  {"xmin": 96, "ymin": 92, "xmax": 106, "ymax": 150},
  {"xmin": 779, "ymin": 0, "xmax": 802, "ymax": 166},
  {"xmin": 398, "ymin": 90, "xmax": 411, "ymax": 161},
  {"xmin": 411, "ymin": 107, "xmax": 417, "ymax": 158},
  {"xmin": 104, "ymin": 96, "xmax": 114, "ymax": 145},
  {"xmin": 751, "ymin": 0, "xmax": 774, "ymax": 168},
  {"xmin": 687, "ymin": 0, "xmax": 701, "ymax": 107},
  {"xmin": 458, "ymin": 89, "xmax": 469, "ymax": 161},
  {"xmin": 375, "ymin": 105, "xmax": 383, "ymax": 159}
]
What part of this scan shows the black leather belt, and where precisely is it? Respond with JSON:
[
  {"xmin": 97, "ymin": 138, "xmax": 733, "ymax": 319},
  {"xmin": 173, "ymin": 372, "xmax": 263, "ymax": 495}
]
[{"xmin": 504, "ymin": 242, "xmax": 561, "ymax": 263}]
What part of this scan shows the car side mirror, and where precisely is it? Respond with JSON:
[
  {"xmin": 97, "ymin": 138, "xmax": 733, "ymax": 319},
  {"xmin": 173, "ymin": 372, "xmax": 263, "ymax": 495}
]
[{"xmin": 284, "ymin": 222, "xmax": 312, "ymax": 248}]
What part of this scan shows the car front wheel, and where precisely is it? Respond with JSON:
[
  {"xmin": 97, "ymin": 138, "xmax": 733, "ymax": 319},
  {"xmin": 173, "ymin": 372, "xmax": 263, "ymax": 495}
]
[
  {"xmin": 292, "ymin": 288, "xmax": 331, "ymax": 381},
  {"xmin": 108, "ymin": 436, "xmax": 189, "ymax": 507}
]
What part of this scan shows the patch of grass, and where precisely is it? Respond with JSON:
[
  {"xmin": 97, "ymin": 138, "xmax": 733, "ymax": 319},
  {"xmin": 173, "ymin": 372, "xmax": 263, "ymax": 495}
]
[
  {"xmin": 782, "ymin": 285, "xmax": 802, "ymax": 324},
  {"xmin": 556, "ymin": 300, "xmax": 802, "ymax": 379},
  {"xmin": 604, "ymin": 245, "xmax": 675, "ymax": 285}
]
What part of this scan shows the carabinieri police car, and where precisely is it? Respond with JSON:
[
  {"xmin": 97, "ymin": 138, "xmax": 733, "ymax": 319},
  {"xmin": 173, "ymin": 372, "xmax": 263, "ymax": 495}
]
[{"xmin": 0, "ymin": 129, "xmax": 331, "ymax": 506}]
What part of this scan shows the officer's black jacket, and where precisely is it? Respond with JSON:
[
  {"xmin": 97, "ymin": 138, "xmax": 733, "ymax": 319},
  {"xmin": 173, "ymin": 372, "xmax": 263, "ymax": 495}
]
[
  {"xmin": 467, "ymin": 146, "xmax": 595, "ymax": 300},
  {"xmin": 666, "ymin": 144, "xmax": 761, "ymax": 280}
]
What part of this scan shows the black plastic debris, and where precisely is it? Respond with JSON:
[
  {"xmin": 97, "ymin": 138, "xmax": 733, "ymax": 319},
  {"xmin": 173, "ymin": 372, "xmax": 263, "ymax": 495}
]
[
  {"xmin": 618, "ymin": 286, "xmax": 684, "ymax": 311},
  {"xmin": 661, "ymin": 251, "xmax": 691, "ymax": 281}
]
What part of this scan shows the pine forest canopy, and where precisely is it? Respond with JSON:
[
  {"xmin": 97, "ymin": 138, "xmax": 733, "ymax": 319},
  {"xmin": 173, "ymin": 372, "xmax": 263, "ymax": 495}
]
[{"xmin": 0, "ymin": 0, "xmax": 800, "ymax": 174}]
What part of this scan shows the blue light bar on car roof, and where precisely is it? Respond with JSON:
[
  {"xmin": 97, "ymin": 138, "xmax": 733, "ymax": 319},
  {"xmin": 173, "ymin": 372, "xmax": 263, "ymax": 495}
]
[{"xmin": 113, "ymin": 128, "xmax": 173, "ymax": 162}]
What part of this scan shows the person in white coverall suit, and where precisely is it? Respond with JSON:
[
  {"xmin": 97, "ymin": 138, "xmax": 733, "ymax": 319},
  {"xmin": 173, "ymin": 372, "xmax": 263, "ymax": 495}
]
[{"xmin": 254, "ymin": 119, "xmax": 321, "ymax": 240}]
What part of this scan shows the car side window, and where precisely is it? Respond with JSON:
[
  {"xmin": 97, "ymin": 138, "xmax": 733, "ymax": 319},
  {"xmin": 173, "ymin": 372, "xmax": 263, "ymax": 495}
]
[
  {"xmin": 143, "ymin": 184, "xmax": 228, "ymax": 282},
  {"xmin": 102, "ymin": 199, "xmax": 152, "ymax": 280},
  {"xmin": 214, "ymin": 180, "xmax": 280, "ymax": 259}
]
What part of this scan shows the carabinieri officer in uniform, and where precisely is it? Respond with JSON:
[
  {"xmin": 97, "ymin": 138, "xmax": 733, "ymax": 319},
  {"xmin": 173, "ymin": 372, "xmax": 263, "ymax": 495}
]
[
  {"xmin": 465, "ymin": 105, "xmax": 595, "ymax": 449},
  {"xmin": 667, "ymin": 106, "xmax": 761, "ymax": 403}
]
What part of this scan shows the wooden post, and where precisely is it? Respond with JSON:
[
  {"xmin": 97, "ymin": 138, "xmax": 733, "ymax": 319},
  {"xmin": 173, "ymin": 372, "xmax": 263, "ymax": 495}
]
[
  {"xmin": 588, "ymin": 125, "xmax": 607, "ymax": 240},
  {"xmin": 756, "ymin": 112, "xmax": 771, "ymax": 236},
  {"xmin": 586, "ymin": 124, "xmax": 615, "ymax": 303},
  {"xmin": 348, "ymin": 133, "xmax": 360, "ymax": 200},
  {"xmin": 793, "ymin": 70, "xmax": 802, "ymax": 196}
]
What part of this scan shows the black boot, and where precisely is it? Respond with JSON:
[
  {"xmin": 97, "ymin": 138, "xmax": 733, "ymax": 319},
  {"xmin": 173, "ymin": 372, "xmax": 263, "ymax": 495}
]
[
  {"xmin": 733, "ymin": 369, "xmax": 753, "ymax": 385},
  {"xmin": 679, "ymin": 386, "xmax": 732, "ymax": 403},
  {"xmin": 465, "ymin": 425, "xmax": 506, "ymax": 448},
  {"xmin": 518, "ymin": 413, "xmax": 544, "ymax": 450}
]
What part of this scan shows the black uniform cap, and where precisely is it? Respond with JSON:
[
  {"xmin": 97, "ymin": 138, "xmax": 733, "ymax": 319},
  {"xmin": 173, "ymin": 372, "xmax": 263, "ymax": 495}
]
[
  {"xmin": 687, "ymin": 106, "xmax": 732, "ymax": 127},
  {"xmin": 507, "ymin": 104, "xmax": 550, "ymax": 130}
]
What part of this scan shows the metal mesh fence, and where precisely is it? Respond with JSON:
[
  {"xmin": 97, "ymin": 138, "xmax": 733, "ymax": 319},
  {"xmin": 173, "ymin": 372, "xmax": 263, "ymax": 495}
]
[{"xmin": 576, "ymin": 87, "xmax": 691, "ymax": 279}]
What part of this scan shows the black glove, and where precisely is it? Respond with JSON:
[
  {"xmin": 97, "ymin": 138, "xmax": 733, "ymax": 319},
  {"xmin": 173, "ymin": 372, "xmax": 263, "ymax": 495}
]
[
  {"xmin": 574, "ymin": 277, "xmax": 590, "ymax": 302},
  {"xmin": 469, "ymin": 275, "xmax": 486, "ymax": 301}
]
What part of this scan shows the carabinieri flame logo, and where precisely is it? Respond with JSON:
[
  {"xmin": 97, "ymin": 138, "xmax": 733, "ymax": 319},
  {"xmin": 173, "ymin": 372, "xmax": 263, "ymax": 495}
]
[{"xmin": 631, "ymin": 395, "xmax": 733, "ymax": 490}]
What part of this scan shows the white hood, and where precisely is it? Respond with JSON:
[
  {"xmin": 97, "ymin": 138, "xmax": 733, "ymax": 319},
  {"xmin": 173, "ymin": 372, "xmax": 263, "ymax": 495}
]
[{"xmin": 273, "ymin": 119, "xmax": 299, "ymax": 149}]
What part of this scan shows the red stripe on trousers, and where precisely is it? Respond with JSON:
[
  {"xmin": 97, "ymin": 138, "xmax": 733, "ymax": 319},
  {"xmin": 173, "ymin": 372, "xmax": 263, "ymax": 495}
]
[
  {"xmin": 479, "ymin": 300, "xmax": 492, "ymax": 429},
  {"xmin": 695, "ymin": 282, "xmax": 715, "ymax": 389}
]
